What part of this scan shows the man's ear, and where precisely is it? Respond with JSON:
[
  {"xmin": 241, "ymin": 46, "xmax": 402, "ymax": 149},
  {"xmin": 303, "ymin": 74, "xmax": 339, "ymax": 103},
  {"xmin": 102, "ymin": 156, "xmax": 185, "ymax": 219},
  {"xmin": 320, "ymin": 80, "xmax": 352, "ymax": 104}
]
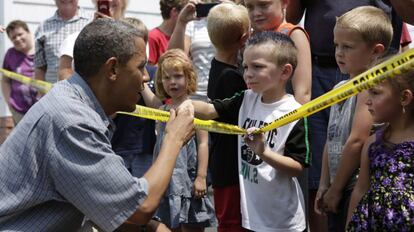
[
  {"xmin": 104, "ymin": 57, "xmax": 118, "ymax": 81},
  {"xmin": 281, "ymin": 63, "xmax": 293, "ymax": 81}
]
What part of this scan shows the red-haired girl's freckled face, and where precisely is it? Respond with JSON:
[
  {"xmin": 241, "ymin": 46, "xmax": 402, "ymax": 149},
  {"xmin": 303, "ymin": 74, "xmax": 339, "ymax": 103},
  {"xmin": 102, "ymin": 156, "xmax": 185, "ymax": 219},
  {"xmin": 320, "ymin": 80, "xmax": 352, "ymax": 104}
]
[{"xmin": 162, "ymin": 67, "xmax": 188, "ymax": 101}]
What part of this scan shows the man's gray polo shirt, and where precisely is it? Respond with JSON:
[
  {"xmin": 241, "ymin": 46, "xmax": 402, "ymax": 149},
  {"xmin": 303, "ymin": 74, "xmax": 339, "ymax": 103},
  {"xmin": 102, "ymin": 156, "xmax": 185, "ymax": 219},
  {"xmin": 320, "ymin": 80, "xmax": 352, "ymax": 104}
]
[{"xmin": 0, "ymin": 73, "xmax": 148, "ymax": 231}]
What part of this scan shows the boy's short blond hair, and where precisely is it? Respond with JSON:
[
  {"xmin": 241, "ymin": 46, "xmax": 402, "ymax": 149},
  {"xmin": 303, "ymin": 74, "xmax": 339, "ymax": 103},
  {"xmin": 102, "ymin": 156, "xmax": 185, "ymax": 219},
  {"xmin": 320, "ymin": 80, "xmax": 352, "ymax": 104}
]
[
  {"xmin": 336, "ymin": 6, "xmax": 393, "ymax": 50},
  {"xmin": 207, "ymin": 2, "xmax": 250, "ymax": 50},
  {"xmin": 121, "ymin": 17, "xmax": 148, "ymax": 43},
  {"xmin": 155, "ymin": 49, "xmax": 197, "ymax": 100}
]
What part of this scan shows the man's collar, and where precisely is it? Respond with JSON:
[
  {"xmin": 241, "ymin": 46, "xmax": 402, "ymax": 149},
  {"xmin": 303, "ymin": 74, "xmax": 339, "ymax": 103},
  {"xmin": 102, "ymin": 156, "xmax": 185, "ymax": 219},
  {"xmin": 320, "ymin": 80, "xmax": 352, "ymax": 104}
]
[
  {"xmin": 51, "ymin": 7, "xmax": 90, "ymax": 22},
  {"xmin": 68, "ymin": 73, "xmax": 115, "ymax": 131}
]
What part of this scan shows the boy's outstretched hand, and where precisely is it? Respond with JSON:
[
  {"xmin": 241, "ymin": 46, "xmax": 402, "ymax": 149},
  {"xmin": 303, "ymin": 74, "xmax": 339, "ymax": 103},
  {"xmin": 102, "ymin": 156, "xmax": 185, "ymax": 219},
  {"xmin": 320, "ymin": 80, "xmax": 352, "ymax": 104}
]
[
  {"xmin": 165, "ymin": 100, "xmax": 195, "ymax": 145},
  {"xmin": 244, "ymin": 127, "xmax": 266, "ymax": 156}
]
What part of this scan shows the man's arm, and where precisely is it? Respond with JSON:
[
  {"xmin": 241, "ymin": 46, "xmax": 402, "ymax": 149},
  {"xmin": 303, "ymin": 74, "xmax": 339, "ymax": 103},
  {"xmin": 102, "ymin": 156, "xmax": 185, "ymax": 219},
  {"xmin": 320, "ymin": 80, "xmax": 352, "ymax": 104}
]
[
  {"xmin": 285, "ymin": 0, "xmax": 305, "ymax": 25},
  {"xmin": 389, "ymin": 0, "xmax": 414, "ymax": 25},
  {"xmin": 323, "ymin": 91, "xmax": 372, "ymax": 213},
  {"xmin": 127, "ymin": 101, "xmax": 195, "ymax": 224}
]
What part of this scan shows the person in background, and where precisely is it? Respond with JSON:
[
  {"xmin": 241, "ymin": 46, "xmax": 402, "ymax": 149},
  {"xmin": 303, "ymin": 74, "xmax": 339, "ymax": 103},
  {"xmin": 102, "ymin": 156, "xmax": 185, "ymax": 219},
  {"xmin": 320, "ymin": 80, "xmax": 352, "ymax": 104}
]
[
  {"xmin": 193, "ymin": 31, "xmax": 310, "ymax": 232},
  {"xmin": 206, "ymin": 2, "xmax": 249, "ymax": 231},
  {"xmin": 110, "ymin": 17, "xmax": 160, "ymax": 180},
  {"xmin": 0, "ymin": 18, "xmax": 194, "ymax": 232},
  {"xmin": 314, "ymin": 6, "xmax": 392, "ymax": 232},
  {"xmin": 153, "ymin": 49, "xmax": 217, "ymax": 231},
  {"xmin": 148, "ymin": 0, "xmax": 188, "ymax": 66},
  {"xmin": 58, "ymin": 0, "xmax": 129, "ymax": 80},
  {"xmin": 286, "ymin": 1, "xmax": 414, "ymax": 231},
  {"xmin": 2, "ymin": 20, "xmax": 37, "ymax": 124},
  {"xmin": 34, "ymin": 0, "xmax": 90, "ymax": 84},
  {"xmin": 94, "ymin": 0, "xmax": 128, "ymax": 19},
  {"xmin": 242, "ymin": 0, "xmax": 312, "ymax": 228},
  {"xmin": 243, "ymin": 0, "xmax": 311, "ymax": 105},
  {"xmin": 168, "ymin": 0, "xmax": 216, "ymax": 102},
  {"xmin": 346, "ymin": 61, "xmax": 414, "ymax": 232}
]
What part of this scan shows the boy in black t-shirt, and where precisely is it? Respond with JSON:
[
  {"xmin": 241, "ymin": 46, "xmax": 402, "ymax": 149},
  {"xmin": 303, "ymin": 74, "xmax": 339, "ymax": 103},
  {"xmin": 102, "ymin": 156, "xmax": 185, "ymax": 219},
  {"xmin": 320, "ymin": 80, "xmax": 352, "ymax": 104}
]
[{"xmin": 206, "ymin": 3, "xmax": 250, "ymax": 231}]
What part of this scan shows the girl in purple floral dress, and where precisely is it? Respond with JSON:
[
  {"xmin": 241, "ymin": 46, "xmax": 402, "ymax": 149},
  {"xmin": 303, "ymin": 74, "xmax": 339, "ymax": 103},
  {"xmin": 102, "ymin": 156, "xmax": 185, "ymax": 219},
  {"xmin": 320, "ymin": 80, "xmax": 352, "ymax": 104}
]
[{"xmin": 346, "ymin": 67, "xmax": 414, "ymax": 232}]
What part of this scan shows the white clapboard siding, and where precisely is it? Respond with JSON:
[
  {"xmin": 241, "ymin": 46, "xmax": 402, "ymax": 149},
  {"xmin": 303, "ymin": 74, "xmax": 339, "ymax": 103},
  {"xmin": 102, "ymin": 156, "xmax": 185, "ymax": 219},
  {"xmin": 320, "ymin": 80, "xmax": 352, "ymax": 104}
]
[{"xmin": 0, "ymin": 0, "xmax": 162, "ymax": 117}]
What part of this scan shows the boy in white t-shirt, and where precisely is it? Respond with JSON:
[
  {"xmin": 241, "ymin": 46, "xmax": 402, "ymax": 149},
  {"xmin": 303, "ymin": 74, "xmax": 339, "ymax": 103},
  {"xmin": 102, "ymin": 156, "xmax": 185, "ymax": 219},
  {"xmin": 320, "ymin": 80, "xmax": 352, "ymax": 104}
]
[{"xmin": 193, "ymin": 31, "xmax": 310, "ymax": 232}]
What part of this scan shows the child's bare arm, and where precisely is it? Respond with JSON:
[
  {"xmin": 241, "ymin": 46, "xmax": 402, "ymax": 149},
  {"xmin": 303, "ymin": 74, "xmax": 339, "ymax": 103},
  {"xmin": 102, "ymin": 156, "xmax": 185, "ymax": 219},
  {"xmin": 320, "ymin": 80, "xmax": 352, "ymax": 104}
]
[
  {"xmin": 290, "ymin": 29, "xmax": 312, "ymax": 104},
  {"xmin": 140, "ymin": 83, "xmax": 162, "ymax": 109},
  {"xmin": 192, "ymin": 100, "xmax": 219, "ymax": 120},
  {"xmin": 314, "ymin": 144, "xmax": 330, "ymax": 215},
  {"xmin": 323, "ymin": 90, "xmax": 372, "ymax": 213},
  {"xmin": 167, "ymin": 1, "xmax": 198, "ymax": 55},
  {"xmin": 346, "ymin": 136, "xmax": 373, "ymax": 226},
  {"xmin": 244, "ymin": 128, "xmax": 304, "ymax": 177},
  {"xmin": 194, "ymin": 129, "xmax": 209, "ymax": 198}
]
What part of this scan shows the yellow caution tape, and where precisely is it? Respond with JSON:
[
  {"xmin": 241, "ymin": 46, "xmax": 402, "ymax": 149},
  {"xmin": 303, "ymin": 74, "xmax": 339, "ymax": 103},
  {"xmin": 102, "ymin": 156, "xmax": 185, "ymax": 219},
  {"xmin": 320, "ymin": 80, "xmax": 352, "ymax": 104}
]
[
  {"xmin": 119, "ymin": 105, "xmax": 246, "ymax": 135},
  {"xmin": 0, "ymin": 68, "xmax": 52, "ymax": 94},
  {"xmin": 2, "ymin": 48, "xmax": 414, "ymax": 135},
  {"xmin": 0, "ymin": 67, "xmax": 245, "ymax": 134},
  {"xmin": 258, "ymin": 48, "xmax": 414, "ymax": 133},
  {"xmin": 121, "ymin": 48, "xmax": 414, "ymax": 134}
]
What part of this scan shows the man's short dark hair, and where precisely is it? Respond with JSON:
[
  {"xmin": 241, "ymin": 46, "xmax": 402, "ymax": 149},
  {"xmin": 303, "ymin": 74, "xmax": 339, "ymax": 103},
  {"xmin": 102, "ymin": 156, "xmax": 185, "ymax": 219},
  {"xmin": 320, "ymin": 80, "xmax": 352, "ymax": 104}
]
[{"xmin": 74, "ymin": 19, "xmax": 143, "ymax": 78}]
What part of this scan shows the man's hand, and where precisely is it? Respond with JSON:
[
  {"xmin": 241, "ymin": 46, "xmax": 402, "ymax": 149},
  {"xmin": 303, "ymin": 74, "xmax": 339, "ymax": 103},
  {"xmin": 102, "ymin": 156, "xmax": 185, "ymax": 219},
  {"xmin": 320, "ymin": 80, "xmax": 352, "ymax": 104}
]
[
  {"xmin": 322, "ymin": 186, "xmax": 342, "ymax": 213},
  {"xmin": 165, "ymin": 99, "xmax": 195, "ymax": 145},
  {"xmin": 0, "ymin": 25, "xmax": 5, "ymax": 33}
]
